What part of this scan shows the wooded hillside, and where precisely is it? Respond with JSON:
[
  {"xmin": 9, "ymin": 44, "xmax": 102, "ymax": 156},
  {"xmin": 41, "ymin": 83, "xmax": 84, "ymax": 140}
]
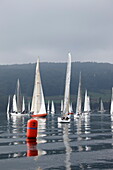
[{"xmin": 0, "ymin": 62, "xmax": 113, "ymax": 111}]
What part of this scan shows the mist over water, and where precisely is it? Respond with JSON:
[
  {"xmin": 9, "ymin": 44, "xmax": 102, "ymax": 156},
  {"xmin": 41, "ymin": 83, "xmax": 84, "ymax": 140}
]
[{"xmin": 0, "ymin": 111, "xmax": 113, "ymax": 169}]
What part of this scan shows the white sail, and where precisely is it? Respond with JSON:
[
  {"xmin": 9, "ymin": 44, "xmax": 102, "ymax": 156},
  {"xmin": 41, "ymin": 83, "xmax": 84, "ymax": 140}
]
[
  {"xmin": 28, "ymin": 101, "xmax": 31, "ymax": 113},
  {"xmin": 22, "ymin": 96, "xmax": 25, "ymax": 112},
  {"xmin": 111, "ymin": 100, "xmax": 113, "ymax": 114},
  {"xmin": 16, "ymin": 79, "xmax": 22, "ymax": 112},
  {"xmin": 47, "ymin": 100, "xmax": 50, "ymax": 113},
  {"xmin": 12, "ymin": 94, "xmax": 17, "ymax": 112},
  {"xmin": 84, "ymin": 90, "xmax": 88, "ymax": 112},
  {"xmin": 31, "ymin": 57, "xmax": 46, "ymax": 115},
  {"xmin": 99, "ymin": 99, "xmax": 105, "ymax": 112},
  {"xmin": 87, "ymin": 96, "xmax": 91, "ymax": 112},
  {"xmin": 61, "ymin": 100, "xmax": 64, "ymax": 112},
  {"xmin": 69, "ymin": 102, "xmax": 73, "ymax": 113},
  {"xmin": 51, "ymin": 100, "xmax": 55, "ymax": 114},
  {"xmin": 110, "ymin": 87, "xmax": 113, "ymax": 114},
  {"xmin": 84, "ymin": 90, "xmax": 91, "ymax": 113},
  {"xmin": 58, "ymin": 53, "xmax": 72, "ymax": 123},
  {"xmin": 39, "ymin": 84, "xmax": 46, "ymax": 114},
  {"xmin": 7, "ymin": 96, "xmax": 10, "ymax": 115},
  {"xmin": 63, "ymin": 53, "xmax": 71, "ymax": 115},
  {"xmin": 76, "ymin": 72, "xmax": 82, "ymax": 115},
  {"xmin": 10, "ymin": 80, "xmax": 28, "ymax": 116}
]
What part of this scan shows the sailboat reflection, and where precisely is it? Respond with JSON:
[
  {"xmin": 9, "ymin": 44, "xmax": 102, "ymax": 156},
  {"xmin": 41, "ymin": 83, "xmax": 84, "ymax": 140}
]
[
  {"xmin": 37, "ymin": 118, "xmax": 46, "ymax": 143},
  {"xmin": 84, "ymin": 114, "xmax": 91, "ymax": 140},
  {"xmin": 76, "ymin": 118, "xmax": 84, "ymax": 152},
  {"xmin": 2, "ymin": 116, "xmax": 27, "ymax": 159},
  {"xmin": 84, "ymin": 114, "xmax": 91, "ymax": 151},
  {"xmin": 62, "ymin": 124, "xmax": 72, "ymax": 170},
  {"xmin": 11, "ymin": 116, "xmax": 26, "ymax": 136}
]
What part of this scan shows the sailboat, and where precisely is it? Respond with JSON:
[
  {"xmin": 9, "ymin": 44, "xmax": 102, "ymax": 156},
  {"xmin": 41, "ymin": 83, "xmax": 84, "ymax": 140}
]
[
  {"xmin": 10, "ymin": 79, "xmax": 28, "ymax": 116},
  {"xmin": 110, "ymin": 87, "xmax": 113, "ymax": 114},
  {"xmin": 58, "ymin": 53, "xmax": 71, "ymax": 123},
  {"xmin": 22, "ymin": 96, "xmax": 25, "ymax": 113},
  {"xmin": 83, "ymin": 90, "xmax": 91, "ymax": 113},
  {"xmin": 11, "ymin": 94, "xmax": 18, "ymax": 114},
  {"xmin": 69, "ymin": 102, "xmax": 74, "ymax": 114},
  {"xmin": 47, "ymin": 100, "xmax": 50, "ymax": 113},
  {"xmin": 51, "ymin": 100, "xmax": 55, "ymax": 114},
  {"xmin": 99, "ymin": 99, "xmax": 105, "ymax": 113},
  {"xmin": 31, "ymin": 57, "xmax": 47, "ymax": 118},
  {"xmin": 74, "ymin": 72, "xmax": 82, "ymax": 118}
]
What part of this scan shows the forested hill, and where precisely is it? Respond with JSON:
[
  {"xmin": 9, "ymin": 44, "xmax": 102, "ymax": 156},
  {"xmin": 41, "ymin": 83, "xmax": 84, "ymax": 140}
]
[{"xmin": 0, "ymin": 62, "xmax": 113, "ymax": 111}]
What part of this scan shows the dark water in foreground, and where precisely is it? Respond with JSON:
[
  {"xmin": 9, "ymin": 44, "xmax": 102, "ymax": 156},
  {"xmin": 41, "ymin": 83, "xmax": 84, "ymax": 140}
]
[{"xmin": 0, "ymin": 112, "xmax": 113, "ymax": 170}]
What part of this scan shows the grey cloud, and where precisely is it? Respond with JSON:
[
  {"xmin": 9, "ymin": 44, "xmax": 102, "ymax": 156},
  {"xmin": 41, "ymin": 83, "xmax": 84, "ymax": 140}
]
[{"xmin": 0, "ymin": 0, "xmax": 113, "ymax": 64}]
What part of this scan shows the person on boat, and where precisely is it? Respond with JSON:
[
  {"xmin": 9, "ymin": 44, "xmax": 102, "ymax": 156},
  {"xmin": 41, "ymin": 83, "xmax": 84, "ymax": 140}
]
[
  {"xmin": 65, "ymin": 117, "xmax": 69, "ymax": 120},
  {"xmin": 61, "ymin": 114, "xmax": 70, "ymax": 120},
  {"xmin": 22, "ymin": 110, "xmax": 25, "ymax": 114},
  {"xmin": 62, "ymin": 116, "xmax": 65, "ymax": 120}
]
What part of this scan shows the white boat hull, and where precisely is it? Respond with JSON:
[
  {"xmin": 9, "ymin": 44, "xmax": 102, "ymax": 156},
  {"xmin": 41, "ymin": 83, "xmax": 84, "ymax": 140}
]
[
  {"xmin": 74, "ymin": 113, "xmax": 83, "ymax": 119},
  {"xmin": 83, "ymin": 111, "xmax": 90, "ymax": 114},
  {"xmin": 58, "ymin": 117, "xmax": 70, "ymax": 123},
  {"xmin": 10, "ymin": 112, "xmax": 29, "ymax": 116}
]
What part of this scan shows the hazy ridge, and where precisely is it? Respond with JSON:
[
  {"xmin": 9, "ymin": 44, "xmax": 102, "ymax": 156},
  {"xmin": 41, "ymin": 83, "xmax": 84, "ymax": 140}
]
[{"xmin": 0, "ymin": 62, "xmax": 113, "ymax": 111}]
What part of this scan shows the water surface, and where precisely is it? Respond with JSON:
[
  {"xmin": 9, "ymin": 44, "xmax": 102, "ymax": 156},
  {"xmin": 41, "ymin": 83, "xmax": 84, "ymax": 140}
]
[{"xmin": 0, "ymin": 112, "xmax": 113, "ymax": 169}]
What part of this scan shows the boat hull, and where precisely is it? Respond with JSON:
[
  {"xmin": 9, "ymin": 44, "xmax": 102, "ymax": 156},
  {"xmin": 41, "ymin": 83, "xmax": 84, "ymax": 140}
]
[
  {"xmin": 98, "ymin": 110, "xmax": 106, "ymax": 113},
  {"xmin": 58, "ymin": 117, "xmax": 70, "ymax": 123},
  {"xmin": 68, "ymin": 112, "xmax": 74, "ymax": 115},
  {"xmin": 74, "ymin": 113, "xmax": 83, "ymax": 119},
  {"xmin": 10, "ymin": 112, "xmax": 29, "ymax": 116},
  {"xmin": 31, "ymin": 113, "xmax": 48, "ymax": 118}
]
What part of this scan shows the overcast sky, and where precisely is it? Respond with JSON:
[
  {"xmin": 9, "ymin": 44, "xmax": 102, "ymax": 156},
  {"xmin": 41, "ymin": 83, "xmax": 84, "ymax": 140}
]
[{"xmin": 0, "ymin": 0, "xmax": 113, "ymax": 64}]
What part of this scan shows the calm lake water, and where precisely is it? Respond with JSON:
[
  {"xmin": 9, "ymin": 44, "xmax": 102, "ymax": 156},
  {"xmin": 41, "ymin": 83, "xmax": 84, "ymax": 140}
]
[{"xmin": 0, "ymin": 111, "xmax": 113, "ymax": 170}]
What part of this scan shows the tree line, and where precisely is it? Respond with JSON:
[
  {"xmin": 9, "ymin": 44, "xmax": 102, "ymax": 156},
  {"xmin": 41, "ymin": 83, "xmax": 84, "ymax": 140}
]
[{"xmin": 0, "ymin": 61, "xmax": 113, "ymax": 112}]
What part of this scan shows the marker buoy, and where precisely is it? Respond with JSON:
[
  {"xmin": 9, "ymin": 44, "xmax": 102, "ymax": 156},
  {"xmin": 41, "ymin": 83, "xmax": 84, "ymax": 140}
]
[{"xmin": 26, "ymin": 119, "xmax": 38, "ymax": 142}]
